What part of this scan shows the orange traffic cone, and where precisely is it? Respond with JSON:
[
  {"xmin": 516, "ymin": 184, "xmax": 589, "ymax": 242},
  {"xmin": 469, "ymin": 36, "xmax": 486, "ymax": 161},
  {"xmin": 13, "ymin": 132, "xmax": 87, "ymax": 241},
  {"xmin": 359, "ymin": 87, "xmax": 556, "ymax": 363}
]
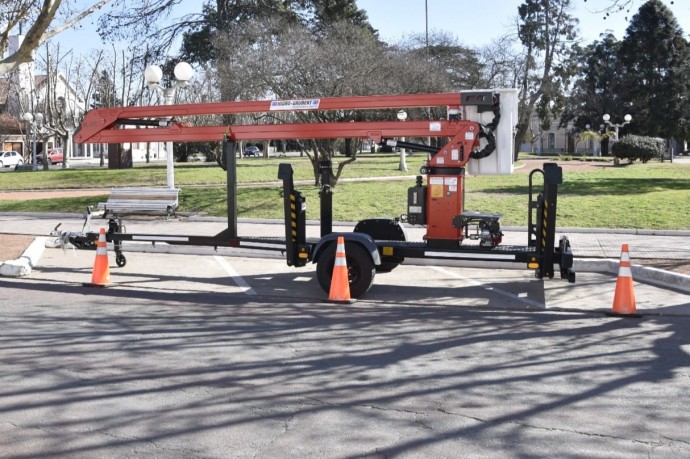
[
  {"xmin": 83, "ymin": 228, "xmax": 111, "ymax": 288},
  {"xmin": 608, "ymin": 244, "xmax": 641, "ymax": 317},
  {"xmin": 328, "ymin": 236, "xmax": 355, "ymax": 303}
]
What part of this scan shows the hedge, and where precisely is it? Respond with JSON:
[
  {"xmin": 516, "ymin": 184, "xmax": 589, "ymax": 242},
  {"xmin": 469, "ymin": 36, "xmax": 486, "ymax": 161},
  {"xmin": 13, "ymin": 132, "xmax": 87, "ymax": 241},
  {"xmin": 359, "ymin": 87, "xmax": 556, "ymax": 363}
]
[{"xmin": 611, "ymin": 135, "xmax": 664, "ymax": 164}]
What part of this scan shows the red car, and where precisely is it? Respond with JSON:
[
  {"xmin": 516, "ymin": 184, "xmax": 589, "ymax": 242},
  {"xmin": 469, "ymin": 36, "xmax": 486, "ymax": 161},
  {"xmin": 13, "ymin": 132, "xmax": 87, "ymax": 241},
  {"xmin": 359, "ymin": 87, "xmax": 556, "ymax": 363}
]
[{"xmin": 37, "ymin": 148, "xmax": 64, "ymax": 165}]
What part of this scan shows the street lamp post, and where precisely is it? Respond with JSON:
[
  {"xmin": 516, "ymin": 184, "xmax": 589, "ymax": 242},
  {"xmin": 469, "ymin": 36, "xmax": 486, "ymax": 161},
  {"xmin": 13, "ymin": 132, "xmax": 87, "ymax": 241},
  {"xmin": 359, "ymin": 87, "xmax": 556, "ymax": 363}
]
[
  {"xmin": 397, "ymin": 110, "xmax": 408, "ymax": 172},
  {"xmin": 144, "ymin": 62, "xmax": 193, "ymax": 189},
  {"xmin": 602, "ymin": 113, "xmax": 632, "ymax": 141},
  {"xmin": 585, "ymin": 124, "xmax": 595, "ymax": 156},
  {"xmin": 22, "ymin": 112, "xmax": 43, "ymax": 171}
]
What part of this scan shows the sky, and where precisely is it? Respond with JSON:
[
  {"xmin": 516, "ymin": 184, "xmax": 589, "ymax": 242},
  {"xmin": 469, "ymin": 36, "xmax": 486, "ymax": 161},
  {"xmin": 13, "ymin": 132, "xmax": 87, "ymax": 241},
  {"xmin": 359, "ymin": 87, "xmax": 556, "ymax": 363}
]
[
  {"xmin": 52, "ymin": 0, "xmax": 690, "ymax": 55},
  {"xmin": 356, "ymin": 0, "xmax": 690, "ymax": 48}
]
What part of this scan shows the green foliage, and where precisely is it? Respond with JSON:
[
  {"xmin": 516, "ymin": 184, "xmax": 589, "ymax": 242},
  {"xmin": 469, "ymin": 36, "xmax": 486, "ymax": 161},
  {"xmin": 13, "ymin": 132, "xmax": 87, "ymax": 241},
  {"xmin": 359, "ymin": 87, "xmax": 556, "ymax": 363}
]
[
  {"xmin": 611, "ymin": 135, "xmax": 664, "ymax": 164},
  {"xmin": 617, "ymin": 0, "xmax": 690, "ymax": 139},
  {"xmin": 562, "ymin": 34, "xmax": 623, "ymax": 132},
  {"xmin": 174, "ymin": 142, "xmax": 220, "ymax": 163},
  {"xmin": 564, "ymin": 2, "xmax": 690, "ymax": 142},
  {"xmin": 179, "ymin": 0, "xmax": 371, "ymax": 64}
]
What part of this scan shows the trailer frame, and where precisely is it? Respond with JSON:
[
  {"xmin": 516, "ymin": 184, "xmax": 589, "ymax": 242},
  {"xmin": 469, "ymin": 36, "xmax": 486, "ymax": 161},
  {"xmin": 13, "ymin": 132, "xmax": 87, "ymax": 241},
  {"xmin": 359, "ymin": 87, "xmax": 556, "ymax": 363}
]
[{"xmin": 63, "ymin": 90, "xmax": 575, "ymax": 298}]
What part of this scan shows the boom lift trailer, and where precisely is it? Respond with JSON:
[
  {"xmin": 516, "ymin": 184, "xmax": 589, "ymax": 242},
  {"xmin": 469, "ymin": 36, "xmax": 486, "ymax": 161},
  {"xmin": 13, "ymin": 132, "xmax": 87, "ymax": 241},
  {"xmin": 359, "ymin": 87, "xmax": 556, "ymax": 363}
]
[{"xmin": 65, "ymin": 90, "xmax": 575, "ymax": 298}]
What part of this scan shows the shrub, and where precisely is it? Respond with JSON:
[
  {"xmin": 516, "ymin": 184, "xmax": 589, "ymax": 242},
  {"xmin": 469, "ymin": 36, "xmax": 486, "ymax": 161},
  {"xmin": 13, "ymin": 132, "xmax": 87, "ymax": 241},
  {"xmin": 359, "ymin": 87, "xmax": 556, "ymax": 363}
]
[{"xmin": 611, "ymin": 135, "xmax": 664, "ymax": 164}]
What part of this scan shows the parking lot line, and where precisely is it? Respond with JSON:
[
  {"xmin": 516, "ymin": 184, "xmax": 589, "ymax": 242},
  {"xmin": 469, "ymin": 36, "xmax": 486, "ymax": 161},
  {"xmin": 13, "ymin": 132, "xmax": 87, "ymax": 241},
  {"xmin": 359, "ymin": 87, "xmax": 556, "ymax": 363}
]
[
  {"xmin": 430, "ymin": 266, "xmax": 546, "ymax": 309},
  {"xmin": 214, "ymin": 255, "xmax": 257, "ymax": 295}
]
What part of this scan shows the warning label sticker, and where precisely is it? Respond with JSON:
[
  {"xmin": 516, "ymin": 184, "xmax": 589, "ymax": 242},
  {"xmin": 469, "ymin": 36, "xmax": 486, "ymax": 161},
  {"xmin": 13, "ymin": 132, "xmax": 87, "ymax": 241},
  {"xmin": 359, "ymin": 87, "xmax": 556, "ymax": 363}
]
[
  {"xmin": 270, "ymin": 99, "xmax": 320, "ymax": 111},
  {"xmin": 430, "ymin": 184, "xmax": 444, "ymax": 198}
]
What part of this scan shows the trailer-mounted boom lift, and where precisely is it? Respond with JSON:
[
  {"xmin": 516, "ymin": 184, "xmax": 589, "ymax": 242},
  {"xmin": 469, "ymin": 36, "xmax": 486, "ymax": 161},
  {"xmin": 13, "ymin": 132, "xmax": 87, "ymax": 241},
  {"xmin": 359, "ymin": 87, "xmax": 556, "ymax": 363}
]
[{"xmin": 63, "ymin": 89, "xmax": 575, "ymax": 298}]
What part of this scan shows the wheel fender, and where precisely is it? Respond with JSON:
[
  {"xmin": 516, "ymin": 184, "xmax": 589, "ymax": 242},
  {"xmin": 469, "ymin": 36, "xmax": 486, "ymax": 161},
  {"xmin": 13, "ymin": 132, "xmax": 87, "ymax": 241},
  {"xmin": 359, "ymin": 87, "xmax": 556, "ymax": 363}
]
[{"xmin": 312, "ymin": 232, "xmax": 381, "ymax": 266}]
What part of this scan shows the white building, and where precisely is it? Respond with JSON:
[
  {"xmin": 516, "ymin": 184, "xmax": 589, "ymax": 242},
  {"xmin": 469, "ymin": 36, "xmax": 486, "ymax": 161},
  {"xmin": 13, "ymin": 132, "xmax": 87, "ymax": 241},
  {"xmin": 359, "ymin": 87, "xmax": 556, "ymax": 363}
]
[{"xmin": 522, "ymin": 114, "xmax": 604, "ymax": 156}]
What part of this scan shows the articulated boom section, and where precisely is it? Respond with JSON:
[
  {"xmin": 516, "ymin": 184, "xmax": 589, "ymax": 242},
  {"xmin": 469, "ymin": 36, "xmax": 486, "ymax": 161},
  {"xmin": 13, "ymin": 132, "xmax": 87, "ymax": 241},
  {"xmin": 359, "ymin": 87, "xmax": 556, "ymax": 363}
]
[{"xmin": 75, "ymin": 92, "xmax": 484, "ymax": 145}]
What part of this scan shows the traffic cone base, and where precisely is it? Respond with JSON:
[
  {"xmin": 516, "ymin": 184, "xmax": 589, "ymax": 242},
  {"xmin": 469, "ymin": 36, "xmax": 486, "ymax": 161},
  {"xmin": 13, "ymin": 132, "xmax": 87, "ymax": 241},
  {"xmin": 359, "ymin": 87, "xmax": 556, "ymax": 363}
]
[
  {"xmin": 608, "ymin": 243, "xmax": 641, "ymax": 318},
  {"xmin": 328, "ymin": 236, "xmax": 356, "ymax": 304},
  {"xmin": 84, "ymin": 228, "xmax": 111, "ymax": 288}
]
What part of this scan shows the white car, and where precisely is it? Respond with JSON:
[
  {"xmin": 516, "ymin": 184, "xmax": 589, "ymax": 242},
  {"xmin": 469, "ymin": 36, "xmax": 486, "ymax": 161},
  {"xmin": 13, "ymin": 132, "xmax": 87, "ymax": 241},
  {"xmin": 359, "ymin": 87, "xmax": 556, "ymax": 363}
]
[{"xmin": 0, "ymin": 151, "xmax": 24, "ymax": 169}]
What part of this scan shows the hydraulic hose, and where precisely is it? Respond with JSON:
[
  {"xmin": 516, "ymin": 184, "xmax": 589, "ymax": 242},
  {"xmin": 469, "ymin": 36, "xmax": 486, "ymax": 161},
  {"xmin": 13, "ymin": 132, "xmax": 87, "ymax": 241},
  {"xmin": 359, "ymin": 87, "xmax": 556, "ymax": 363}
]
[{"xmin": 470, "ymin": 102, "xmax": 501, "ymax": 160}]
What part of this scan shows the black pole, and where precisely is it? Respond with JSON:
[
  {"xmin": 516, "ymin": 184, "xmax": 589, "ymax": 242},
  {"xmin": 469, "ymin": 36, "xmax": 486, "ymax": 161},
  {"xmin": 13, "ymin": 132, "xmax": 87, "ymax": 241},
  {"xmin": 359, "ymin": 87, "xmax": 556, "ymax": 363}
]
[
  {"xmin": 539, "ymin": 163, "xmax": 562, "ymax": 279},
  {"xmin": 224, "ymin": 136, "xmax": 238, "ymax": 238},
  {"xmin": 319, "ymin": 159, "xmax": 333, "ymax": 237}
]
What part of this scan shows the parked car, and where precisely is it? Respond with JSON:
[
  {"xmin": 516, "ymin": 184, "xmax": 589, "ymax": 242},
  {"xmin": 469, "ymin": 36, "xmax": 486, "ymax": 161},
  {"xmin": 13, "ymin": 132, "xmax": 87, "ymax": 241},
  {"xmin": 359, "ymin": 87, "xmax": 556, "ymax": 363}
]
[
  {"xmin": 243, "ymin": 145, "xmax": 261, "ymax": 157},
  {"xmin": 37, "ymin": 148, "xmax": 63, "ymax": 165},
  {"xmin": 0, "ymin": 150, "xmax": 24, "ymax": 169}
]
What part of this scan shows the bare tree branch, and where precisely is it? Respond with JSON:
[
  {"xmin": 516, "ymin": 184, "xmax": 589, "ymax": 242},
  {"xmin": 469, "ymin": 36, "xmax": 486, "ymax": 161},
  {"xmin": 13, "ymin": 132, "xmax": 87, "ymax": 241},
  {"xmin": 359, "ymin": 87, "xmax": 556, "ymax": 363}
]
[
  {"xmin": 42, "ymin": 0, "xmax": 111, "ymax": 42},
  {"xmin": 0, "ymin": 0, "xmax": 113, "ymax": 77}
]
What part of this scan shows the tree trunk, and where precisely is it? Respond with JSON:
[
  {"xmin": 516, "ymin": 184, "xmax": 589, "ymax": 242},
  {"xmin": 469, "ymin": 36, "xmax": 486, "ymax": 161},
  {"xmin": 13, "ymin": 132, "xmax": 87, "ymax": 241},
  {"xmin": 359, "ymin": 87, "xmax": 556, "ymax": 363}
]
[{"xmin": 514, "ymin": 123, "xmax": 529, "ymax": 162}]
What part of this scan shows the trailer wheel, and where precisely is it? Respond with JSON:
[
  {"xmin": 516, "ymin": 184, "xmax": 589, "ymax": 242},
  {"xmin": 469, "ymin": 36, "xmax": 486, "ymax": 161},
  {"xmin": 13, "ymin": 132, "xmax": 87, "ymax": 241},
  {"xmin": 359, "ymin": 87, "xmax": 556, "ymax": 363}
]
[
  {"xmin": 115, "ymin": 253, "xmax": 127, "ymax": 268},
  {"xmin": 316, "ymin": 242, "xmax": 375, "ymax": 298}
]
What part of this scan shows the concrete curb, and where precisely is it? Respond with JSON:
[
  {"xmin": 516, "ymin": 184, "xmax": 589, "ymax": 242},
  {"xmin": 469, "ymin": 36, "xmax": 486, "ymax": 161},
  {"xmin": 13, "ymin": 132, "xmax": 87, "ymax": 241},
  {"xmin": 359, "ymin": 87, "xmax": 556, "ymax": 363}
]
[
  {"xmin": 575, "ymin": 258, "xmax": 690, "ymax": 294},
  {"xmin": 5, "ymin": 234, "xmax": 690, "ymax": 294},
  {"xmin": 0, "ymin": 237, "xmax": 47, "ymax": 277}
]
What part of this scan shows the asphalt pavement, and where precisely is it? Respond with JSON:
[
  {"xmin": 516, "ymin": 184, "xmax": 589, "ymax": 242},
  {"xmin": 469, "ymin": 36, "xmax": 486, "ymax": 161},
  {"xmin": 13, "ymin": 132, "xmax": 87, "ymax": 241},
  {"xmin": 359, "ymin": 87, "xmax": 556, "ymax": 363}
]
[
  {"xmin": 2, "ymin": 211, "xmax": 690, "ymax": 457},
  {"xmin": 1, "ymin": 247, "xmax": 690, "ymax": 457}
]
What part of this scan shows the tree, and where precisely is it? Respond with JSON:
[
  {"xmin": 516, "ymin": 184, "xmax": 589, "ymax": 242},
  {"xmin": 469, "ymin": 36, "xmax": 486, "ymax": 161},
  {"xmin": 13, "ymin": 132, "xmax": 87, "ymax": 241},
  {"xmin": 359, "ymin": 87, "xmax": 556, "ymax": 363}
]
[
  {"xmin": 0, "ymin": 0, "xmax": 111, "ymax": 77},
  {"xmin": 561, "ymin": 33, "xmax": 624, "ymax": 134},
  {"xmin": 95, "ymin": 1, "xmax": 307, "ymax": 66},
  {"xmin": 398, "ymin": 32, "xmax": 485, "ymax": 91},
  {"xmin": 478, "ymin": 35, "xmax": 523, "ymax": 89},
  {"xmin": 514, "ymin": 0, "xmax": 579, "ymax": 161},
  {"xmin": 618, "ymin": 0, "xmax": 690, "ymax": 140},
  {"xmin": 217, "ymin": 18, "xmax": 389, "ymax": 185},
  {"xmin": 303, "ymin": 0, "xmax": 375, "ymax": 35},
  {"xmin": 582, "ymin": 0, "xmax": 644, "ymax": 21}
]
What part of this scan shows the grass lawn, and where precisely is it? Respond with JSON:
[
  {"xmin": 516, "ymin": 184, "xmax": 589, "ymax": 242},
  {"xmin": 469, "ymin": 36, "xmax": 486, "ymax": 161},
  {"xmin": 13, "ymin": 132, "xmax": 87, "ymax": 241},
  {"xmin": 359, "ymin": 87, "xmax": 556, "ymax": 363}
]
[
  {"xmin": 0, "ymin": 155, "xmax": 427, "ymax": 190},
  {"xmin": 1, "ymin": 155, "xmax": 689, "ymax": 230}
]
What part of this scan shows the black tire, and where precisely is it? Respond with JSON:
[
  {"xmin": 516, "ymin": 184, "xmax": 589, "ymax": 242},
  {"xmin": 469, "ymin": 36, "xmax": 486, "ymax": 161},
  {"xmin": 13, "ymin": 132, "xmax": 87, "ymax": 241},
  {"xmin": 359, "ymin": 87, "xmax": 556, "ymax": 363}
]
[
  {"xmin": 115, "ymin": 253, "xmax": 127, "ymax": 267},
  {"xmin": 316, "ymin": 241, "xmax": 375, "ymax": 298},
  {"xmin": 47, "ymin": 158, "xmax": 53, "ymax": 165}
]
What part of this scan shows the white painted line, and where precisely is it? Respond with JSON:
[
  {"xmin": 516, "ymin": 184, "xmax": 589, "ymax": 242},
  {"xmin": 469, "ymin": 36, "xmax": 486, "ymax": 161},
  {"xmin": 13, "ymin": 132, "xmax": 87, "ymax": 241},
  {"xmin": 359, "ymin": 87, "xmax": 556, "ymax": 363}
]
[
  {"xmin": 425, "ymin": 251, "xmax": 516, "ymax": 260},
  {"xmin": 214, "ymin": 256, "xmax": 257, "ymax": 296},
  {"xmin": 430, "ymin": 266, "xmax": 545, "ymax": 309},
  {"xmin": 240, "ymin": 241, "xmax": 286, "ymax": 250},
  {"xmin": 132, "ymin": 235, "xmax": 189, "ymax": 242}
]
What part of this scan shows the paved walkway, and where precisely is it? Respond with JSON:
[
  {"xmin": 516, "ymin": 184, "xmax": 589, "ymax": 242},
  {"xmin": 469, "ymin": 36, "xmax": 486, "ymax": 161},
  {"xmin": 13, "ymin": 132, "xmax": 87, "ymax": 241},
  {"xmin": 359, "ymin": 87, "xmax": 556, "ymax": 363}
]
[
  {"xmin": 2, "ymin": 211, "xmax": 689, "ymax": 259},
  {"xmin": 2, "ymin": 211, "xmax": 690, "ymax": 271}
]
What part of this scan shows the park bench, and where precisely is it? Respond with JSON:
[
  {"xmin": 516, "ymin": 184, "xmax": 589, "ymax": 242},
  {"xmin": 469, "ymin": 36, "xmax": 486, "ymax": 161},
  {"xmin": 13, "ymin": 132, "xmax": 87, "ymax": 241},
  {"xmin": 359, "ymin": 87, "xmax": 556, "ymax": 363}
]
[{"xmin": 96, "ymin": 187, "xmax": 180, "ymax": 219}]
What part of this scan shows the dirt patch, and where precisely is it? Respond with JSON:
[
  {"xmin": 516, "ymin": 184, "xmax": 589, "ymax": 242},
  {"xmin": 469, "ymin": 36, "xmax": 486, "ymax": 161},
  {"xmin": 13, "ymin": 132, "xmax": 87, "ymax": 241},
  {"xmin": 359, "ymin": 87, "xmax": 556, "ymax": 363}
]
[
  {"xmin": 637, "ymin": 259, "xmax": 690, "ymax": 276},
  {"xmin": 0, "ymin": 189, "xmax": 107, "ymax": 201},
  {"xmin": 0, "ymin": 234, "xmax": 36, "ymax": 261},
  {"xmin": 516, "ymin": 159, "xmax": 608, "ymax": 173}
]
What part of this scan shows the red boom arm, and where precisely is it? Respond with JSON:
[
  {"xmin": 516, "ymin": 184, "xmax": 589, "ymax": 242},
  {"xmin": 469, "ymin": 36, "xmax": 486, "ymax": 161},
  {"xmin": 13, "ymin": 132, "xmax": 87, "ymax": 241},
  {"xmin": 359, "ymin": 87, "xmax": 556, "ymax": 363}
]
[{"xmin": 75, "ymin": 93, "xmax": 468, "ymax": 144}]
